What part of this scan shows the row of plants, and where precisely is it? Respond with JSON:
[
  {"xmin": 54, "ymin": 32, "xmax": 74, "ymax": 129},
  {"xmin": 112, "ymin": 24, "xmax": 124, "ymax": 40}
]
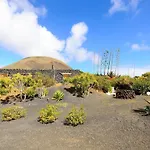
[
  {"xmin": 0, "ymin": 72, "xmax": 55, "ymax": 103},
  {"xmin": 41, "ymin": 89, "xmax": 86, "ymax": 125},
  {"xmin": 1, "ymin": 88, "xmax": 86, "ymax": 126},
  {"xmin": 1, "ymin": 103, "xmax": 86, "ymax": 126},
  {"xmin": 64, "ymin": 72, "xmax": 150, "ymax": 97}
]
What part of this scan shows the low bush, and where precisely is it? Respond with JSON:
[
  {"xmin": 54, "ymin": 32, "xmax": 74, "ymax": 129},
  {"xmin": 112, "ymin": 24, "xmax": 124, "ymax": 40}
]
[
  {"xmin": 42, "ymin": 75, "xmax": 55, "ymax": 87},
  {"xmin": 113, "ymin": 76, "xmax": 133, "ymax": 90},
  {"xmin": 1, "ymin": 106, "xmax": 26, "ymax": 121},
  {"xmin": 132, "ymin": 77, "xmax": 150, "ymax": 95},
  {"xmin": 52, "ymin": 90, "xmax": 64, "ymax": 101},
  {"xmin": 38, "ymin": 104, "xmax": 60, "ymax": 124},
  {"xmin": 64, "ymin": 105, "xmax": 86, "ymax": 126},
  {"xmin": 65, "ymin": 73, "xmax": 98, "ymax": 97},
  {"xmin": 94, "ymin": 76, "xmax": 112, "ymax": 93},
  {"xmin": 25, "ymin": 86, "xmax": 37, "ymax": 99},
  {"xmin": 34, "ymin": 72, "xmax": 55, "ymax": 87}
]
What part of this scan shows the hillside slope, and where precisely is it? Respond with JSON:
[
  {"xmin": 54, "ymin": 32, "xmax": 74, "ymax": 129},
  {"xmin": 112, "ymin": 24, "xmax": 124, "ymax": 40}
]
[{"xmin": 2, "ymin": 56, "xmax": 71, "ymax": 70}]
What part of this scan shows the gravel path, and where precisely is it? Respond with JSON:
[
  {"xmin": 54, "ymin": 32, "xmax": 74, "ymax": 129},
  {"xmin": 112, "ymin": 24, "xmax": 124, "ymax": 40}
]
[{"xmin": 0, "ymin": 85, "xmax": 150, "ymax": 150}]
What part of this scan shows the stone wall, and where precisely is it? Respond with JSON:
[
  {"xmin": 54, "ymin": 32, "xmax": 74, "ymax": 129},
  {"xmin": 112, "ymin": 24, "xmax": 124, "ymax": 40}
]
[{"xmin": 0, "ymin": 69, "xmax": 81, "ymax": 82}]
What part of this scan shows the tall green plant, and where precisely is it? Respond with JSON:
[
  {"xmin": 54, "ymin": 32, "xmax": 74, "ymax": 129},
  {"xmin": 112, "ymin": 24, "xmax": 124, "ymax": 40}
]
[{"xmin": 12, "ymin": 73, "xmax": 27, "ymax": 100}]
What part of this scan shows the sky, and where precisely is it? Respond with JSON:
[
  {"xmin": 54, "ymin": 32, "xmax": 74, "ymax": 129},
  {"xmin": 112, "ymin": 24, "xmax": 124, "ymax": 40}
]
[{"xmin": 0, "ymin": 0, "xmax": 150, "ymax": 76}]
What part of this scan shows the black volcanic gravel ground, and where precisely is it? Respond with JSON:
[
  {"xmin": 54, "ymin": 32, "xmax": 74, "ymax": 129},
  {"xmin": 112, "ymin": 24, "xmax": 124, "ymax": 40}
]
[{"xmin": 0, "ymin": 85, "xmax": 150, "ymax": 150}]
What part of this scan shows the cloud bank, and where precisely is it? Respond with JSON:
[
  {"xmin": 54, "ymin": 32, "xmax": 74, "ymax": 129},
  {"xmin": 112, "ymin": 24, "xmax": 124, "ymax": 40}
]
[{"xmin": 0, "ymin": 0, "xmax": 99, "ymax": 64}]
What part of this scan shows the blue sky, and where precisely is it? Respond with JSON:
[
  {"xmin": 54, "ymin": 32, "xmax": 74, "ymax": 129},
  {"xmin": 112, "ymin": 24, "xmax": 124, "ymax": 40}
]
[{"xmin": 0, "ymin": 0, "xmax": 150, "ymax": 76}]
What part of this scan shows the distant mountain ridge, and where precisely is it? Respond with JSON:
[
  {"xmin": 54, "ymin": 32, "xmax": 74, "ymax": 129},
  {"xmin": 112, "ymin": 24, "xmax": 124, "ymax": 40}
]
[{"xmin": 2, "ymin": 56, "xmax": 72, "ymax": 70}]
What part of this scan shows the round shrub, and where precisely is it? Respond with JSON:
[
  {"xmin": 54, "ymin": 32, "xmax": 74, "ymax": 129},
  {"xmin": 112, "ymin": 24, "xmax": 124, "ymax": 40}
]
[
  {"xmin": 38, "ymin": 104, "xmax": 60, "ymax": 124},
  {"xmin": 1, "ymin": 106, "xmax": 26, "ymax": 121},
  {"xmin": 64, "ymin": 105, "xmax": 86, "ymax": 126}
]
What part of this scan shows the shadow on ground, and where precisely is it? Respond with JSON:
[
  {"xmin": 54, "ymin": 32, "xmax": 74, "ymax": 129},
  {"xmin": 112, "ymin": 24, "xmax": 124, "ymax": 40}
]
[
  {"xmin": 64, "ymin": 87, "xmax": 84, "ymax": 98},
  {"xmin": 133, "ymin": 107, "xmax": 150, "ymax": 116}
]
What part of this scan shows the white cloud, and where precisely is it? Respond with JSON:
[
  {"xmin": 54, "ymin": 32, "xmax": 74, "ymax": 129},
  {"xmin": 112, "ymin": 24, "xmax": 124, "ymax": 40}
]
[
  {"xmin": 0, "ymin": 0, "xmax": 65, "ymax": 62},
  {"xmin": 0, "ymin": 0, "xmax": 100, "ymax": 65},
  {"xmin": 65, "ymin": 22, "xmax": 100, "ymax": 64},
  {"xmin": 131, "ymin": 43, "xmax": 150, "ymax": 51},
  {"xmin": 118, "ymin": 65, "xmax": 150, "ymax": 77},
  {"xmin": 108, "ymin": 0, "xmax": 142, "ymax": 15}
]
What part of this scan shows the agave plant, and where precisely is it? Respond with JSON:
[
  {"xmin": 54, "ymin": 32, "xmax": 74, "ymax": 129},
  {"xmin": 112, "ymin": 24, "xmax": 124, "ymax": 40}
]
[
  {"xmin": 144, "ymin": 99, "xmax": 150, "ymax": 115},
  {"xmin": 144, "ymin": 106, "xmax": 150, "ymax": 115},
  {"xmin": 52, "ymin": 90, "xmax": 64, "ymax": 101}
]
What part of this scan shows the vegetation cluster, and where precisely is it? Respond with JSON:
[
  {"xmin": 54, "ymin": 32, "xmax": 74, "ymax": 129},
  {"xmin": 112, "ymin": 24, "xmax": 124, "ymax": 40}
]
[
  {"xmin": 0, "ymin": 87, "xmax": 86, "ymax": 126},
  {"xmin": 64, "ymin": 72, "xmax": 150, "ymax": 98},
  {"xmin": 1, "ymin": 71, "xmax": 150, "ymax": 124},
  {"xmin": 0, "ymin": 72, "xmax": 55, "ymax": 103}
]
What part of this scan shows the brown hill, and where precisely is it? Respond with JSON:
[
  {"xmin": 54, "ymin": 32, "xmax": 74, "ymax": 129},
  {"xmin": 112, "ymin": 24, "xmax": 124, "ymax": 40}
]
[{"xmin": 2, "ymin": 56, "xmax": 71, "ymax": 70}]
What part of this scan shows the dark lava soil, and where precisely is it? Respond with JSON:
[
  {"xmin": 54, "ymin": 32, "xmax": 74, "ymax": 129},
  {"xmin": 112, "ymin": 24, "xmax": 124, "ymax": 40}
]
[{"xmin": 0, "ymin": 85, "xmax": 150, "ymax": 150}]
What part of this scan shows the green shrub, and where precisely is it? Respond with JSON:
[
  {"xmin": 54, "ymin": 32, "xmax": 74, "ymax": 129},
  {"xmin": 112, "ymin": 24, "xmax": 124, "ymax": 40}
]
[
  {"xmin": 25, "ymin": 86, "xmax": 37, "ymax": 99},
  {"xmin": 38, "ymin": 104, "xmax": 60, "ymax": 124},
  {"xmin": 113, "ymin": 76, "xmax": 133, "ymax": 90},
  {"xmin": 132, "ymin": 76, "xmax": 150, "ymax": 95},
  {"xmin": 1, "ymin": 106, "xmax": 26, "ymax": 121},
  {"xmin": 0, "ymin": 77, "xmax": 13, "ymax": 95},
  {"xmin": 67, "ymin": 73, "xmax": 97, "ymax": 97},
  {"xmin": 142, "ymin": 72, "xmax": 150, "ymax": 79},
  {"xmin": 52, "ymin": 90, "xmax": 64, "ymax": 101},
  {"xmin": 42, "ymin": 75, "xmax": 55, "ymax": 87},
  {"xmin": 34, "ymin": 72, "xmax": 55, "ymax": 87},
  {"xmin": 24, "ymin": 73, "xmax": 35, "ymax": 87},
  {"xmin": 94, "ymin": 76, "xmax": 112, "ymax": 93},
  {"xmin": 64, "ymin": 105, "xmax": 86, "ymax": 126}
]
